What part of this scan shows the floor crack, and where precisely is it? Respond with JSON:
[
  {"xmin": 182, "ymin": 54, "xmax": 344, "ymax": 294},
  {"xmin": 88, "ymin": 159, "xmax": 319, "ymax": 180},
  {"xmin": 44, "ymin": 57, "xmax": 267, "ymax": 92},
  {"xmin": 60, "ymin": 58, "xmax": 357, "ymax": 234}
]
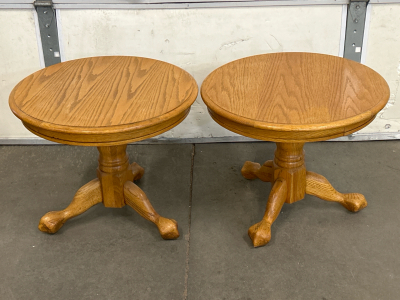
[{"xmin": 183, "ymin": 143, "xmax": 195, "ymax": 300}]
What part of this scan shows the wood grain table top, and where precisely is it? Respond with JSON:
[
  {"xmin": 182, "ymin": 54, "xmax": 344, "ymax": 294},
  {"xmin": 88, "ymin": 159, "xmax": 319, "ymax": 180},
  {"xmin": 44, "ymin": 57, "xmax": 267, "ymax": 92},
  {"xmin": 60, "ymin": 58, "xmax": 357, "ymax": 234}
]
[
  {"xmin": 201, "ymin": 52, "xmax": 390, "ymax": 142},
  {"xmin": 9, "ymin": 56, "xmax": 198, "ymax": 146}
]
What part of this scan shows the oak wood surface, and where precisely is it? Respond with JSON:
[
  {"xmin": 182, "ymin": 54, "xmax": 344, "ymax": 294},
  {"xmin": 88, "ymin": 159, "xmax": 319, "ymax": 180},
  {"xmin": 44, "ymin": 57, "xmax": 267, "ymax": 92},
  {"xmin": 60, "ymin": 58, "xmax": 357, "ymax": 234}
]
[
  {"xmin": 9, "ymin": 56, "xmax": 198, "ymax": 146},
  {"xmin": 201, "ymin": 52, "xmax": 390, "ymax": 142}
]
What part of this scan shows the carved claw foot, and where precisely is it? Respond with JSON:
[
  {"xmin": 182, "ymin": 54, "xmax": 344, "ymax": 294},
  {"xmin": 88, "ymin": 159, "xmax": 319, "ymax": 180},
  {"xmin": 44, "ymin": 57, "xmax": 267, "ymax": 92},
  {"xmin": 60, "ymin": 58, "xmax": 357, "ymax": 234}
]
[
  {"xmin": 340, "ymin": 193, "xmax": 367, "ymax": 212},
  {"xmin": 155, "ymin": 217, "xmax": 180, "ymax": 240},
  {"xmin": 306, "ymin": 171, "xmax": 367, "ymax": 212},
  {"xmin": 38, "ymin": 211, "xmax": 69, "ymax": 233},
  {"xmin": 38, "ymin": 179, "xmax": 103, "ymax": 233},
  {"xmin": 124, "ymin": 181, "xmax": 180, "ymax": 240},
  {"xmin": 131, "ymin": 162, "xmax": 145, "ymax": 181},
  {"xmin": 248, "ymin": 220, "xmax": 272, "ymax": 247},
  {"xmin": 241, "ymin": 161, "xmax": 261, "ymax": 179},
  {"xmin": 248, "ymin": 178, "xmax": 287, "ymax": 247},
  {"xmin": 241, "ymin": 160, "xmax": 273, "ymax": 182}
]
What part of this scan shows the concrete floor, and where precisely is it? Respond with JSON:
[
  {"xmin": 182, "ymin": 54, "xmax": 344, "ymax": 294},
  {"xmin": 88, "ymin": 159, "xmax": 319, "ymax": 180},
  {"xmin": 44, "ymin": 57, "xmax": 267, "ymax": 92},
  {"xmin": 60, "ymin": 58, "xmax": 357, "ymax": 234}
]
[{"xmin": 0, "ymin": 141, "xmax": 399, "ymax": 299}]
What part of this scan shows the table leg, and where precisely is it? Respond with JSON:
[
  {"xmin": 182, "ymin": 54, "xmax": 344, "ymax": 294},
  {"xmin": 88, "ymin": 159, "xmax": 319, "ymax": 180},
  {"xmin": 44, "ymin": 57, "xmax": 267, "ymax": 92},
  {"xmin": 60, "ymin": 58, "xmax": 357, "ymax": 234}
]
[
  {"xmin": 305, "ymin": 171, "xmax": 367, "ymax": 212},
  {"xmin": 124, "ymin": 182, "xmax": 179, "ymax": 240},
  {"xmin": 38, "ymin": 179, "xmax": 102, "ymax": 233},
  {"xmin": 248, "ymin": 178, "xmax": 287, "ymax": 247},
  {"xmin": 243, "ymin": 143, "xmax": 305, "ymax": 246}
]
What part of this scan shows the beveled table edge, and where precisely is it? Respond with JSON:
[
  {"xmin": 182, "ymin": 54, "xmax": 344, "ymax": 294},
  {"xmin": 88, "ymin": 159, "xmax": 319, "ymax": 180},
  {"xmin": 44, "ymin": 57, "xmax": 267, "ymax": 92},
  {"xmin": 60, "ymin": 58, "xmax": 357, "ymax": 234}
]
[
  {"xmin": 208, "ymin": 108, "xmax": 376, "ymax": 143},
  {"xmin": 22, "ymin": 108, "xmax": 191, "ymax": 146}
]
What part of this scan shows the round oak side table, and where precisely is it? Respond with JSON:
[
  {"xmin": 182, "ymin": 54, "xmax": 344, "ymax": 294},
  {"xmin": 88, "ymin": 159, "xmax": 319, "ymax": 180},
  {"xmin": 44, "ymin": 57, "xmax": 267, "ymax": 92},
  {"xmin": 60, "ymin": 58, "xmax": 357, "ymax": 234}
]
[
  {"xmin": 9, "ymin": 56, "xmax": 198, "ymax": 239},
  {"xmin": 201, "ymin": 52, "xmax": 390, "ymax": 247}
]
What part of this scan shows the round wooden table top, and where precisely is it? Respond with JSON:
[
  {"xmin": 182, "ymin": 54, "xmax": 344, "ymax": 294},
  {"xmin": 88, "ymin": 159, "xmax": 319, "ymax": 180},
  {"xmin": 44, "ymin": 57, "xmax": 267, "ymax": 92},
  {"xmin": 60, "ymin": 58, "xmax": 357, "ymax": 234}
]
[
  {"xmin": 201, "ymin": 52, "xmax": 390, "ymax": 142},
  {"xmin": 9, "ymin": 56, "xmax": 198, "ymax": 146}
]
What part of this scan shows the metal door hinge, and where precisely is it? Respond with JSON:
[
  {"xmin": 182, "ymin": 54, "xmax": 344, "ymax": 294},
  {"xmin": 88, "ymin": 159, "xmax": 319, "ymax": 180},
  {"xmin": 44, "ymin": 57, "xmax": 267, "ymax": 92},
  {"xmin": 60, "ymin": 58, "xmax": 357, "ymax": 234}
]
[
  {"xmin": 34, "ymin": 0, "xmax": 61, "ymax": 67},
  {"xmin": 343, "ymin": 0, "xmax": 369, "ymax": 62}
]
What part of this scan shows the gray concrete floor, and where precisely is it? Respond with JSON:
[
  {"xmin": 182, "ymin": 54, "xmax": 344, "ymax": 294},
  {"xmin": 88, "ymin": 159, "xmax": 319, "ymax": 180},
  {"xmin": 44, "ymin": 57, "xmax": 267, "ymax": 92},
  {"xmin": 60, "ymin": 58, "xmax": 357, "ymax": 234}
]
[{"xmin": 0, "ymin": 141, "xmax": 399, "ymax": 300}]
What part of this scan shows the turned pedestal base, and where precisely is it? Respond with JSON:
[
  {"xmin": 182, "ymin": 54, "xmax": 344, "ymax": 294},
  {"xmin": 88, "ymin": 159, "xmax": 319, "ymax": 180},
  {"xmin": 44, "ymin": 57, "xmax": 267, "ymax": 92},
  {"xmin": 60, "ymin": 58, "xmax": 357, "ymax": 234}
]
[
  {"xmin": 242, "ymin": 143, "xmax": 367, "ymax": 247},
  {"xmin": 38, "ymin": 145, "xmax": 179, "ymax": 239}
]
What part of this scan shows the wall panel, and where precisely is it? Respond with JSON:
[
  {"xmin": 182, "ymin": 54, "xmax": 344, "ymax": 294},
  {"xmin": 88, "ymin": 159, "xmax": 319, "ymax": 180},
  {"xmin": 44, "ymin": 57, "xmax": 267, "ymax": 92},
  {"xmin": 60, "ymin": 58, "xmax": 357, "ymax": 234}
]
[
  {"xmin": 360, "ymin": 4, "xmax": 400, "ymax": 136},
  {"xmin": 0, "ymin": 10, "xmax": 41, "ymax": 139}
]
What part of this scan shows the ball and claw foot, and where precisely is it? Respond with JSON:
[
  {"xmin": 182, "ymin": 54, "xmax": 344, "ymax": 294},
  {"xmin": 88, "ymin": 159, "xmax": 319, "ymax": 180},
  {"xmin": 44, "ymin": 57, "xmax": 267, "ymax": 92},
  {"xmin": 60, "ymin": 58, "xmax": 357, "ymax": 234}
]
[
  {"xmin": 155, "ymin": 217, "xmax": 180, "ymax": 240},
  {"xmin": 38, "ymin": 211, "xmax": 68, "ymax": 233},
  {"xmin": 241, "ymin": 160, "xmax": 273, "ymax": 182},
  {"xmin": 340, "ymin": 193, "xmax": 367, "ymax": 212},
  {"xmin": 248, "ymin": 220, "xmax": 272, "ymax": 247},
  {"xmin": 131, "ymin": 162, "xmax": 145, "ymax": 181},
  {"xmin": 241, "ymin": 161, "xmax": 261, "ymax": 179}
]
